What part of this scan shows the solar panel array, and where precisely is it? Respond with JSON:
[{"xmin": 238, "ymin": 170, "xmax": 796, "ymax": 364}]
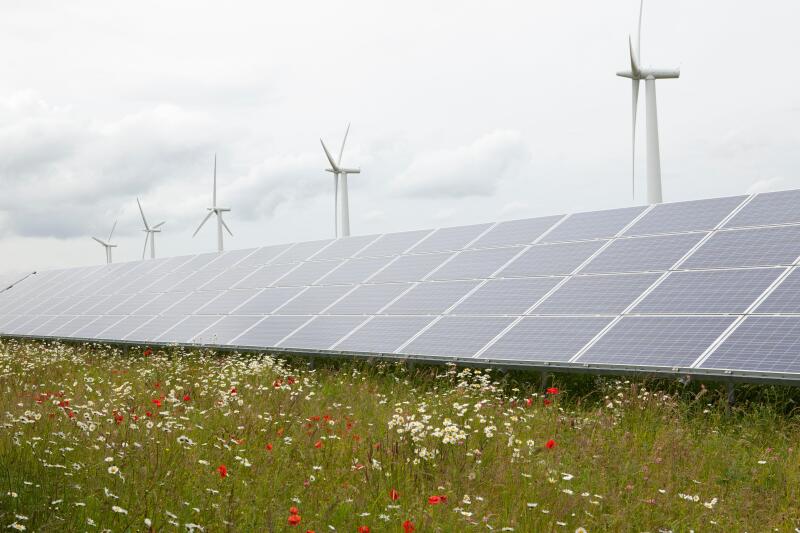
[{"xmin": 4, "ymin": 189, "xmax": 800, "ymax": 382}]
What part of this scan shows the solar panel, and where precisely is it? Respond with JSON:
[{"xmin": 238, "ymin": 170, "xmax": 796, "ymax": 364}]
[
  {"xmin": 625, "ymin": 195, "xmax": 746, "ymax": 236},
  {"xmin": 451, "ymin": 277, "xmax": 562, "ymax": 315},
  {"xmin": 480, "ymin": 316, "xmax": 614, "ymax": 362},
  {"xmin": 581, "ymin": 233, "xmax": 706, "ymax": 274},
  {"xmin": 634, "ymin": 268, "xmax": 784, "ymax": 314},
  {"xmin": 541, "ymin": 206, "xmax": 646, "ymax": 243},
  {"xmin": 408, "ymin": 223, "xmax": 492, "ymax": 253},
  {"xmin": 679, "ymin": 225, "xmax": 800, "ymax": 270},
  {"xmin": 470, "ymin": 215, "xmax": 564, "ymax": 249},
  {"xmin": 753, "ymin": 268, "xmax": 800, "ymax": 314},
  {"xmin": 279, "ymin": 316, "xmax": 366, "ymax": 350},
  {"xmin": 8, "ymin": 188, "xmax": 800, "ymax": 384},
  {"xmin": 232, "ymin": 316, "xmax": 311, "ymax": 347},
  {"xmin": 383, "ymin": 280, "xmax": 480, "ymax": 315},
  {"xmin": 334, "ymin": 316, "xmax": 434, "ymax": 353},
  {"xmin": 700, "ymin": 317, "xmax": 800, "ymax": 373},
  {"xmin": 401, "ymin": 316, "xmax": 514, "ymax": 357},
  {"xmin": 368, "ymin": 252, "xmax": 453, "ymax": 283},
  {"xmin": 534, "ymin": 273, "xmax": 660, "ymax": 315},
  {"xmin": 577, "ymin": 316, "xmax": 735, "ymax": 368},
  {"xmin": 498, "ymin": 240, "xmax": 607, "ymax": 277},
  {"xmin": 724, "ymin": 189, "xmax": 800, "ymax": 229},
  {"xmin": 427, "ymin": 247, "xmax": 522, "ymax": 281}
]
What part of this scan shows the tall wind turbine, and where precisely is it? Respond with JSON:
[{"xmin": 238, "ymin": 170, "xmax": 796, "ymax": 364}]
[
  {"xmin": 193, "ymin": 153, "xmax": 233, "ymax": 252},
  {"xmin": 137, "ymin": 198, "xmax": 165, "ymax": 259},
  {"xmin": 321, "ymin": 123, "xmax": 360, "ymax": 238},
  {"xmin": 91, "ymin": 220, "xmax": 118, "ymax": 264},
  {"xmin": 617, "ymin": 0, "xmax": 680, "ymax": 204}
]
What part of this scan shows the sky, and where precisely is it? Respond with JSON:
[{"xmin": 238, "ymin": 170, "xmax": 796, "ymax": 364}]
[{"xmin": 0, "ymin": 0, "xmax": 799, "ymax": 276}]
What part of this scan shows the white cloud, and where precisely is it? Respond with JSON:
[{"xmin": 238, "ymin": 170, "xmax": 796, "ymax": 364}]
[{"xmin": 390, "ymin": 130, "xmax": 531, "ymax": 199}]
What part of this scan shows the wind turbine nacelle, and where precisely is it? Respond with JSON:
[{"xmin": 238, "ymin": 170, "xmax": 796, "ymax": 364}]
[
  {"xmin": 341, "ymin": 168, "xmax": 361, "ymax": 174},
  {"xmin": 617, "ymin": 68, "xmax": 680, "ymax": 80}
]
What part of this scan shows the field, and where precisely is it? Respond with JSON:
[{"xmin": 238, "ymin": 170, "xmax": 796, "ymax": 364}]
[{"xmin": 1, "ymin": 340, "xmax": 799, "ymax": 532}]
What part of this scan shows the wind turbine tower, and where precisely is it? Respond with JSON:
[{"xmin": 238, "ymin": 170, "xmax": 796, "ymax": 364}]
[
  {"xmin": 137, "ymin": 198, "xmax": 165, "ymax": 259},
  {"xmin": 617, "ymin": 0, "xmax": 680, "ymax": 204},
  {"xmin": 321, "ymin": 123, "xmax": 361, "ymax": 238},
  {"xmin": 91, "ymin": 221, "xmax": 118, "ymax": 264},
  {"xmin": 193, "ymin": 154, "xmax": 233, "ymax": 252}
]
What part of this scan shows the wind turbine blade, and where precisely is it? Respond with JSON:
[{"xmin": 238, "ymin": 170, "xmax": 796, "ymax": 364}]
[
  {"xmin": 108, "ymin": 220, "xmax": 117, "ymax": 242},
  {"xmin": 136, "ymin": 198, "xmax": 150, "ymax": 230},
  {"xmin": 142, "ymin": 233, "xmax": 149, "ymax": 260},
  {"xmin": 192, "ymin": 211, "xmax": 214, "ymax": 237},
  {"xmin": 338, "ymin": 122, "xmax": 350, "ymax": 166},
  {"xmin": 628, "ymin": 35, "xmax": 641, "ymax": 78},
  {"xmin": 320, "ymin": 139, "xmax": 340, "ymax": 171},
  {"xmin": 637, "ymin": 0, "xmax": 644, "ymax": 60},
  {"xmin": 631, "ymin": 79, "xmax": 640, "ymax": 199},
  {"xmin": 213, "ymin": 153, "xmax": 217, "ymax": 208},
  {"xmin": 153, "ymin": 221, "xmax": 166, "ymax": 229},
  {"xmin": 220, "ymin": 215, "xmax": 234, "ymax": 237},
  {"xmin": 92, "ymin": 236, "xmax": 106, "ymax": 246}
]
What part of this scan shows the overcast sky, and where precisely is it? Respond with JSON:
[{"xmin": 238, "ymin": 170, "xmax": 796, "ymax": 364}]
[{"xmin": 0, "ymin": 0, "xmax": 798, "ymax": 276}]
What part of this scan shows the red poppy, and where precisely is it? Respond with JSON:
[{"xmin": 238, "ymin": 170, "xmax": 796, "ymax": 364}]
[
  {"xmin": 389, "ymin": 488, "xmax": 400, "ymax": 501},
  {"xmin": 266, "ymin": 443, "xmax": 273, "ymax": 451},
  {"xmin": 428, "ymin": 495, "xmax": 443, "ymax": 505},
  {"xmin": 543, "ymin": 399, "xmax": 552, "ymax": 406},
  {"xmin": 114, "ymin": 412, "xmax": 124, "ymax": 424},
  {"xmin": 357, "ymin": 527, "xmax": 370, "ymax": 533},
  {"xmin": 525, "ymin": 398, "xmax": 533, "ymax": 407},
  {"xmin": 183, "ymin": 394, "xmax": 190, "ymax": 402},
  {"xmin": 402, "ymin": 520, "xmax": 415, "ymax": 533},
  {"xmin": 289, "ymin": 506, "xmax": 299, "ymax": 515},
  {"xmin": 287, "ymin": 514, "xmax": 301, "ymax": 526},
  {"xmin": 546, "ymin": 387, "xmax": 559, "ymax": 395},
  {"xmin": 151, "ymin": 398, "xmax": 162, "ymax": 407},
  {"xmin": 545, "ymin": 439, "xmax": 556, "ymax": 449},
  {"xmin": 217, "ymin": 464, "xmax": 228, "ymax": 478},
  {"xmin": 230, "ymin": 387, "xmax": 237, "ymax": 395},
  {"xmin": 314, "ymin": 440, "xmax": 323, "ymax": 449},
  {"xmin": 143, "ymin": 347, "xmax": 153, "ymax": 357},
  {"xmin": 145, "ymin": 411, "xmax": 153, "ymax": 418}
]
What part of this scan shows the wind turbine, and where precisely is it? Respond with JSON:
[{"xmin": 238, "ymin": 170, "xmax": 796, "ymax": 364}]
[
  {"xmin": 137, "ymin": 198, "xmax": 165, "ymax": 259},
  {"xmin": 192, "ymin": 153, "xmax": 233, "ymax": 252},
  {"xmin": 320, "ymin": 123, "xmax": 360, "ymax": 238},
  {"xmin": 91, "ymin": 220, "xmax": 118, "ymax": 264},
  {"xmin": 617, "ymin": 0, "xmax": 680, "ymax": 204}
]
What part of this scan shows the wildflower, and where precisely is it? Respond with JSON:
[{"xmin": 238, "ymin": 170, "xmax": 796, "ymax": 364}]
[
  {"xmin": 266, "ymin": 443, "xmax": 273, "ymax": 451},
  {"xmin": 183, "ymin": 394, "xmax": 191, "ymax": 402},
  {"xmin": 151, "ymin": 398, "xmax": 162, "ymax": 408},
  {"xmin": 357, "ymin": 527, "xmax": 370, "ymax": 533},
  {"xmin": 389, "ymin": 488, "xmax": 400, "ymax": 501},
  {"xmin": 546, "ymin": 387, "xmax": 559, "ymax": 395},
  {"xmin": 143, "ymin": 347, "xmax": 153, "ymax": 356},
  {"xmin": 545, "ymin": 439, "xmax": 556, "ymax": 449},
  {"xmin": 107, "ymin": 466, "xmax": 119, "ymax": 475},
  {"xmin": 402, "ymin": 520, "xmax": 415, "ymax": 533},
  {"xmin": 428, "ymin": 495, "xmax": 447, "ymax": 505},
  {"xmin": 8, "ymin": 524, "xmax": 26, "ymax": 531},
  {"xmin": 217, "ymin": 465, "xmax": 228, "ymax": 478},
  {"xmin": 288, "ymin": 514, "xmax": 301, "ymax": 526},
  {"xmin": 525, "ymin": 398, "xmax": 533, "ymax": 407},
  {"xmin": 543, "ymin": 399, "xmax": 552, "ymax": 406},
  {"xmin": 230, "ymin": 387, "xmax": 237, "ymax": 395},
  {"xmin": 314, "ymin": 440, "xmax": 323, "ymax": 449},
  {"xmin": 290, "ymin": 507, "xmax": 300, "ymax": 515},
  {"xmin": 111, "ymin": 505, "xmax": 128, "ymax": 515}
]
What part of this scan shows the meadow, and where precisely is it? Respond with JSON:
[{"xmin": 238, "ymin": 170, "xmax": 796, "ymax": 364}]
[{"xmin": 0, "ymin": 339, "xmax": 799, "ymax": 532}]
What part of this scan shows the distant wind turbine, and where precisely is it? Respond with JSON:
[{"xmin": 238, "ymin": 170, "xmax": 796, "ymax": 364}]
[
  {"xmin": 321, "ymin": 123, "xmax": 360, "ymax": 238},
  {"xmin": 617, "ymin": 0, "xmax": 680, "ymax": 204},
  {"xmin": 137, "ymin": 198, "xmax": 165, "ymax": 259},
  {"xmin": 91, "ymin": 220, "xmax": 118, "ymax": 264},
  {"xmin": 192, "ymin": 153, "xmax": 233, "ymax": 252}
]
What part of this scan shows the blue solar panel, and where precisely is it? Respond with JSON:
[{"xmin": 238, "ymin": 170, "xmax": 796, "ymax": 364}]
[
  {"xmin": 754, "ymin": 268, "xmax": 800, "ymax": 314},
  {"xmin": 541, "ymin": 206, "xmax": 646, "ymax": 243},
  {"xmin": 333, "ymin": 316, "xmax": 435, "ymax": 353},
  {"xmin": 498, "ymin": 240, "xmax": 606, "ymax": 277},
  {"xmin": 383, "ymin": 280, "xmax": 480, "ymax": 315},
  {"xmin": 724, "ymin": 189, "xmax": 800, "ymax": 228},
  {"xmin": 409, "ymin": 223, "xmax": 492, "ymax": 253},
  {"xmin": 534, "ymin": 273, "xmax": 659, "ymax": 315},
  {"xmin": 577, "ymin": 316, "xmax": 735, "ymax": 368},
  {"xmin": 625, "ymin": 195, "xmax": 746, "ymax": 236},
  {"xmin": 635, "ymin": 268, "xmax": 784, "ymax": 314},
  {"xmin": 427, "ymin": 247, "xmax": 522, "ymax": 281},
  {"xmin": 581, "ymin": 233, "xmax": 706, "ymax": 274},
  {"xmin": 700, "ymin": 317, "xmax": 800, "ymax": 373},
  {"xmin": 470, "ymin": 215, "xmax": 564, "ymax": 249},
  {"xmin": 451, "ymin": 277, "xmax": 562, "ymax": 315},
  {"xmin": 401, "ymin": 316, "xmax": 515, "ymax": 357},
  {"xmin": 679, "ymin": 226, "xmax": 800, "ymax": 270},
  {"xmin": 480, "ymin": 316, "xmax": 613, "ymax": 362}
]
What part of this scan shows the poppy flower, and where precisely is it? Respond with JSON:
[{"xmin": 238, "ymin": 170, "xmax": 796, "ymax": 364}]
[
  {"xmin": 543, "ymin": 399, "xmax": 552, "ymax": 406},
  {"xmin": 183, "ymin": 394, "xmax": 190, "ymax": 402},
  {"xmin": 357, "ymin": 527, "xmax": 370, "ymax": 533},
  {"xmin": 266, "ymin": 443, "xmax": 273, "ymax": 451},
  {"xmin": 143, "ymin": 347, "xmax": 152, "ymax": 357},
  {"xmin": 314, "ymin": 440, "xmax": 323, "ymax": 449},
  {"xmin": 545, "ymin": 439, "xmax": 556, "ymax": 449},
  {"xmin": 389, "ymin": 488, "xmax": 400, "ymax": 501},
  {"xmin": 428, "ymin": 495, "xmax": 445, "ymax": 505},
  {"xmin": 289, "ymin": 506, "xmax": 299, "ymax": 515},
  {"xmin": 145, "ymin": 411, "xmax": 153, "ymax": 418},
  {"xmin": 287, "ymin": 514, "xmax": 301, "ymax": 526},
  {"xmin": 151, "ymin": 398, "xmax": 162, "ymax": 407},
  {"xmin": 230, "ymin": 387, "xmax": 237, "ymax": 395},
  {"xmin": 217, "ymin": 464, "xmax": 228, "ymax": 478},
  {"xmin": 546, "ymin": 387, "xmax": 560, "ymax": 395},
  {"xmin": 402, "ymin": 520, "xmax": 415, "ymax": 533},
  {"xmin": 525, "ymin": 398, "xmax": 533, "ymax": 407}
]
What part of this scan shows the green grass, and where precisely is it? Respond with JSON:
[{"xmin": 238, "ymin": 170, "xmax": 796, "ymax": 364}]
[{"xmin": 1, "ymin": 339, "xmax": 799, "ymax": 532}]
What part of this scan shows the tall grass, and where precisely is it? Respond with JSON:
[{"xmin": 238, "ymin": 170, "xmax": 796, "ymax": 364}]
[{"xmin": 0, "ymin": 339, "xmax": 798, "ymax": 531}]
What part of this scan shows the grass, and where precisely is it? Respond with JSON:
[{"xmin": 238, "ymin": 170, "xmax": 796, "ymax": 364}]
[{"xmin": 1, "ymin": 339, "xmax": 799, "ymax": 532}]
